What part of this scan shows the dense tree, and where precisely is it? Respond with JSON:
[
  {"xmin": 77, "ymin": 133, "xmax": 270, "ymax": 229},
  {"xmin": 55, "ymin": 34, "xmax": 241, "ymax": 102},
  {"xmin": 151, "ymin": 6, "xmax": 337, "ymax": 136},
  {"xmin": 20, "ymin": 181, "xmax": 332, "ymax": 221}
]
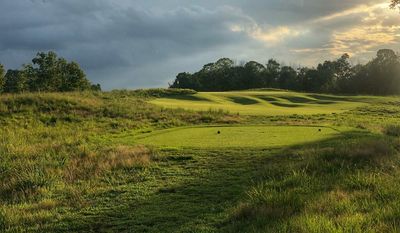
[
  {"xmin": 4, "ymin": 70, "xmax": 28, "ymax": 93},
  {"xmin": 91, "ymin": 84, "xmax": 102, "ymax": 91},
  {"xmin": 26, "ymin": 52, "xmax": 61, "ymax": 92},
  {"xmin": 356, "ymin": 49, "xmax": 400, "ymax": 95},
  {"xmin": 302, "ymin": 68, "xmax": 320, "ymax": 92},
  {"xmin": 170, "ymin": 72, "xmax": 198, "ymax": 89},
  {"xmin": 296, "ymin": 67, "xmax": 310, "ymax": 91},
  {"xmin": 24, "ymin": 52, "xmax": 92, "ymax": 92},
  {"xmin": 59, "ymin": 61, "xmax": 91, "ymax": 91},
  {"xmin": 170, "ymin": 49, "xmax": 400, "ymax": 95},
  {"xmin": 265, "ymin": 59, "xmax": 281, "ymax": 87},
  {"xmin": 0, "ymin": 64, "xmax": 4, "ymax": 93},
  {"xmin": 0, "ymin": 51, "xmax": 100, "ymax": 94},
  {"xmin": 244, "ymin": 61, "xmax": 266, "ymax": 88},
  {"xmin": 279, "ymin": 66, "xmax": 298, "ymax": 90},
  {"xmin": 334, "ymin": 54, "xmax": 353, "ymax": 92}
]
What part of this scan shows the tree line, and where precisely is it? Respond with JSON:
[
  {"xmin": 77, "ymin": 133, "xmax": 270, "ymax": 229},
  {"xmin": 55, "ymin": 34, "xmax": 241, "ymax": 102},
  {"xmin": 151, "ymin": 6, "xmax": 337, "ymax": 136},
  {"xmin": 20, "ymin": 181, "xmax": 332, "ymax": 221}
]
[
  {"xmin": 170, "ymin": 49, "xmax": 400, "ymax": 95},
  {"xmin": 0, "ymin": 52, "xmax": 100, "ymax": 94}
]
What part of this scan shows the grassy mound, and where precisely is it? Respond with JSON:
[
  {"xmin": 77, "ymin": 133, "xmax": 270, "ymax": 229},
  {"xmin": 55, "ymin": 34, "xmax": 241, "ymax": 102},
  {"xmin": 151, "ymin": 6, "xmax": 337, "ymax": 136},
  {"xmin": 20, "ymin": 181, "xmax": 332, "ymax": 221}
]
[{"xmin": 148, "ymin": 90, "xmax": 376, "ymax": 115}]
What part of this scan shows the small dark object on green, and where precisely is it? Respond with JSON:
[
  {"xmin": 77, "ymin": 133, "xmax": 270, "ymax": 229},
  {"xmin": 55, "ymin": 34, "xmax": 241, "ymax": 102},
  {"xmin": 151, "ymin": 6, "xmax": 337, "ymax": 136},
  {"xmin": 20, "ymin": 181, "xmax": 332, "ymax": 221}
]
[
  {"xmin": 319, "ymin": 129, "xmax": 322, "ymax": 132},
  {"xmin": 217, "ymin": 131, "xmax": 221, "ymax": 134}
]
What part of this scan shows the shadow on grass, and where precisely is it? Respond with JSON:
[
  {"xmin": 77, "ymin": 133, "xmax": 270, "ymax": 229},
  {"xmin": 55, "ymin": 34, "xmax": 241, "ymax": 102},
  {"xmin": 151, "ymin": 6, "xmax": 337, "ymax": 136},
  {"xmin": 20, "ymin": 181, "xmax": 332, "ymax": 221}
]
[
  {"xmin": 307, "ymin": 94, "xmax": 358, "ymax": 102},
  {"xmin": 279, "ymin": 96, "xmax": 336, "ymax": 105},
  {"xmin": 163, "ymin": 95, "xmax": 212, "ymax": 102},
  {"xmin": 255, "ymin": 96, "xmax": 279, "ymax": 102},
  {"xmin": 228, "ymin": 97, "xmax": 259, "ymax": 105},
  {"xmin": 50, "ymin": 130, "xmax": 395, "ymax": 232},
  {"xmin": 278, "ymin": 96, "xmax": 316, "ymax": 104},
  {"xmin": 269, "ymin": 102, "xmax": 303, "ymax": 108}
]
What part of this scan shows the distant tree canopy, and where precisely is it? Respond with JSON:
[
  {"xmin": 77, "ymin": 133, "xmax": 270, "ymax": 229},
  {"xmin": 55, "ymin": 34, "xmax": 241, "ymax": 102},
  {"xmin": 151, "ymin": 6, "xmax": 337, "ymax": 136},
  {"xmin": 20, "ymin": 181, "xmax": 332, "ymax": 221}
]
[
  {"xmin": 0, "ymin": 51, "xmax": 101, "ymax": 94},
  {"xmin": 170, "ymin": 49, "xmax": 400, "ymax": 95}
]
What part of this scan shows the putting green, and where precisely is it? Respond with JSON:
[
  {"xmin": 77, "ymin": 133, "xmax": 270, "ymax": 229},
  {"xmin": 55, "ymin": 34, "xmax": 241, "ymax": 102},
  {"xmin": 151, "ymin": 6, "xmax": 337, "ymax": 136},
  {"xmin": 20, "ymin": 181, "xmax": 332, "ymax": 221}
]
[{"xmin": 135, "ymin": 126, "xmax": 342, "ymax": 148}]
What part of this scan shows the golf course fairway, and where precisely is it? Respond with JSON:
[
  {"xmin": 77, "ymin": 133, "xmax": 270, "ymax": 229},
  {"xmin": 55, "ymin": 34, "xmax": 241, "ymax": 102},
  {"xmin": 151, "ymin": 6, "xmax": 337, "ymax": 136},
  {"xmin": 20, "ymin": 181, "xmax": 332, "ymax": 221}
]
[{"xmin": 149, "ymin": 91, "xmax": 370, "ymax": 115}]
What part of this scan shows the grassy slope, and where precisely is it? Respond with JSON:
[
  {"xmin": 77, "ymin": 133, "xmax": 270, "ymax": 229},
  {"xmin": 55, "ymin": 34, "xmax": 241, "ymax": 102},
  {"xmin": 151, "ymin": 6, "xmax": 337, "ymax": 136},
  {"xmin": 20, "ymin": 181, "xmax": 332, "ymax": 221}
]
[
  {"xmin": 149, "ymin": 91, "xmax": 373, "ymax": 115},
  {"xmin": 1, "ymin": 90, "xmax": 400, "ymax": 232}
]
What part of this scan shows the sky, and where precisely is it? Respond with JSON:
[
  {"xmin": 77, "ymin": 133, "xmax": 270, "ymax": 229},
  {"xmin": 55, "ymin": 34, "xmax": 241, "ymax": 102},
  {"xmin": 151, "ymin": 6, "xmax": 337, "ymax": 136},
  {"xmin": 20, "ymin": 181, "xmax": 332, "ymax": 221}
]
[{"xmin": 0, "ymin": 0, "xmax": 399, "ymax": 90}]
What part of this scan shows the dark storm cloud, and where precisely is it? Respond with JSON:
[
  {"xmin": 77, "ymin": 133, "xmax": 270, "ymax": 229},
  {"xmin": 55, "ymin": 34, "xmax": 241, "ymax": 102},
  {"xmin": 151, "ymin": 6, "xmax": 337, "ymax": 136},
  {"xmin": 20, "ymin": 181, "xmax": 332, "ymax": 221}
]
[
  {"xmin": 0, "ymin": 0, "xmax": 398, "ymax": 89},
  {"xmin": 0, "ymin": 0, "xmax": 257, "ymax": 88}
]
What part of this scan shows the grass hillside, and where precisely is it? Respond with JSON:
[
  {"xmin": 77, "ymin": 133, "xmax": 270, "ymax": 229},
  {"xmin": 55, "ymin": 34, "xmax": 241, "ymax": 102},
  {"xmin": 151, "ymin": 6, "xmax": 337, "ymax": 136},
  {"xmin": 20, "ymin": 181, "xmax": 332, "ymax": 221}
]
[
  {"xmin": 1, "ymin": 89, "xmax": 400, "ymax": 232},
  {"xmin": 149, "ymin": 90, "xmax": 375, "ymax": 115}
]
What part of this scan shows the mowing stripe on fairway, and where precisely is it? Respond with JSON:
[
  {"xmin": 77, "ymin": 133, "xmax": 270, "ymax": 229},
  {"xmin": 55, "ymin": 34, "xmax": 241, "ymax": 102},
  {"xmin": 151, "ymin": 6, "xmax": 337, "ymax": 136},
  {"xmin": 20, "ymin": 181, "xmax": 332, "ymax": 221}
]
[{"xmin": 149, "ymin": 91, "xmax": 371, "ymax": 116}]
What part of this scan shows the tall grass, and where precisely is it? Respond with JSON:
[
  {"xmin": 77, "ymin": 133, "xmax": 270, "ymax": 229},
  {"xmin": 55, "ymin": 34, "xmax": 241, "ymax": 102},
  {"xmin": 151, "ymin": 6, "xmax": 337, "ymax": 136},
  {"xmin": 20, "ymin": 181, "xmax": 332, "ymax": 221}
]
[
  {"xmin": 384, "ymin": 124, "xmax": 400, "ymax": 137},
  {"xmin": 228, "ymin": 137, "xmax": 400, "ymax": 232}
]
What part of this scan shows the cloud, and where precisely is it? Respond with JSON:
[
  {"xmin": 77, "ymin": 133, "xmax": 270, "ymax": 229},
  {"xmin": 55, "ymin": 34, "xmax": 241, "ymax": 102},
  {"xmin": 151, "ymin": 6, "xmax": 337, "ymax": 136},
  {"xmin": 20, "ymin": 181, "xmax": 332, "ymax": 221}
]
[
  {"xmin": 0, "ymin": 0, "xmax": 399, "ymax": 89},
  {"xmin": 231, "ymin": 24, "xmax": 305, "ymax": 45},
  {"xmin": 286, "ymin": 1, "xmax": 400, "ymax": 64}
]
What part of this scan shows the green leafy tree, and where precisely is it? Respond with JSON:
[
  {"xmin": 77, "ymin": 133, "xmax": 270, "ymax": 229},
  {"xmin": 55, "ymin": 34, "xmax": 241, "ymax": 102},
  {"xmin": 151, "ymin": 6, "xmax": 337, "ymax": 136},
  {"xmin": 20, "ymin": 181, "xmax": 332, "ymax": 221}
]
[
  {"xmin": 265, "ymin": 59, "xmax": 281, "ymax": 87},
  {"xmin": 169, "ymin": 49, "xmax": 400, "ymax": 95},
  {"xmin": 4, "ymin": 70, "xmax": 28, "ymax": 93},
  {"xmin": 170, "ymin": 72, "xmax": 198, "ymax": 89},
  {"xmin": 27, "ymin": 51, "xmax": 61, "ymax": 92},
  {"xmin": 213, "ymin": 58, "xmax": 234, "ymax": 71},
  {"xmin": 0, "ymin": 64, "xmax": 4, "ymax": 93},
  {"xmin": 22, "ymin": 51, "xmax": 93, "ymax": 92},
  {"xmin": 315, "ymin": 54, "xmax": 353, "ymax": 93},
  {"xmin": 351, "ymin": 49, "xmax": 400, "ymax": 94},
  {"xmin": 60, "ymin": 61, "xmax": 91, "ymax": 91},
  {"xmin": 278, "ymin": 66, "xmax": 298, "ymax": 90},
  {"xmin": 296, "ymin": 67, "xmax": 311, "ymax": 91},
  {"xmin": 244, "ymin": 61, "xmax": 266, "ymax": 88},
  {"xmin": 91, "ymin": 84, "xmax": 102, "ymax": 91},
  {"xmin": 334, "ymin": 54, "xmax": 353, "ymax": 92},
  {"xmin": 1, "ymin": 52, "xmax": 96, "ymax": 93},
  {"xmin": 366, "ymin": 49, "xmax": 400, "ymax": 94}
]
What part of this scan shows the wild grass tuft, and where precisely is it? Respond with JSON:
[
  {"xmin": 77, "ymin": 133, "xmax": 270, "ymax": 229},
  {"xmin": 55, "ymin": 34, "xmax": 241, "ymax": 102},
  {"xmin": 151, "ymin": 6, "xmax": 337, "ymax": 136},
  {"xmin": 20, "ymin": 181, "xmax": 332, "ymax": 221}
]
[
  {"xmin": 384, "ymin": 124, "xmax": 400, "ymax": 137},
  {"xmin": 64, "ymin": 145, "xmax": 154, "ymax": 183}
]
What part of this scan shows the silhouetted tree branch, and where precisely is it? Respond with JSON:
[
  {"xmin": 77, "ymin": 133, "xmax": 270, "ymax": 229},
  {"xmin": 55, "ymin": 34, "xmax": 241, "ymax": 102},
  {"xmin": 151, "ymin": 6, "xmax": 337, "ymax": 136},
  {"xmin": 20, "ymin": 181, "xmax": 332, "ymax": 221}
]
[{"xmin": 391, "ymin": 0, "xmax": 400, "ymax": 9}]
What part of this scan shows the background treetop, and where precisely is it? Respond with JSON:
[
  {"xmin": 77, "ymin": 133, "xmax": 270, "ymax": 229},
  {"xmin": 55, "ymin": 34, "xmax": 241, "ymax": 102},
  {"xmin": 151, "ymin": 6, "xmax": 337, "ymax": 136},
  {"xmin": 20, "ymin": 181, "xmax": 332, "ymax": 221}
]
[
  {"xmin": 0, "ymin": 51, "xmax": 101, "ymax": 94},
  {"xmin": 170, "ymin": 49, "xmax": 400, "ymax": 95}
]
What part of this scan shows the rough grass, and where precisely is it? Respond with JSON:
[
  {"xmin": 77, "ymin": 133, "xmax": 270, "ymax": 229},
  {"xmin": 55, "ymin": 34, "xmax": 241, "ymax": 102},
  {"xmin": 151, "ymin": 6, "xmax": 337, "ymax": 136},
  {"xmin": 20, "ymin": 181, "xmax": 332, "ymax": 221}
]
[
  {"xmin": 384, "ymin": 124, "xmax": 400, "ymax": 137},
  {"xmin": 63, "ymin": 145, "xmax": 153, "ymax": 183},
  {"xmin": 226, "ymin": 137, "xmax": 400, "ymax": 233},
  {"xmin": 0, "ymin": 89, "xmax": 400, "ymax": 232}
]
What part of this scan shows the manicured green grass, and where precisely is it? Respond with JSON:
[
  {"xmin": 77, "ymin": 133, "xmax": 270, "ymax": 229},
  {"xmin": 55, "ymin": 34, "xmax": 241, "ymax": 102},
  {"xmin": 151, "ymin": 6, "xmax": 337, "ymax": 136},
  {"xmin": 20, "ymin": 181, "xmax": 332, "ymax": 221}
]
[
  {"xmin": 149, "ymin": 91, "xmax": 375, "ymax": 115},
  {"xmin": 133, "ymin": 125, "xmax": 343, "ymax": 149}
]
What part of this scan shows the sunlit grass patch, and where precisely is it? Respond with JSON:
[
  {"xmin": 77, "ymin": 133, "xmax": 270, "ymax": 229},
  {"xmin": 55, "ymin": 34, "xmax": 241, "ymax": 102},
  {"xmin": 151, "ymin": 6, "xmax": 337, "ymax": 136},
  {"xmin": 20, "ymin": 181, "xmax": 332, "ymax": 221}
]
[
  {"xmin": 64, "ymin": 145, "xmax": 154, "ymax": 183},
  {"xmin": 133, "ymin": 125, "xmax": 343, "ymax": 149},
  {"xmin": 149, "ymin": 90, "xmax": 372, "ymax": 116}
]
